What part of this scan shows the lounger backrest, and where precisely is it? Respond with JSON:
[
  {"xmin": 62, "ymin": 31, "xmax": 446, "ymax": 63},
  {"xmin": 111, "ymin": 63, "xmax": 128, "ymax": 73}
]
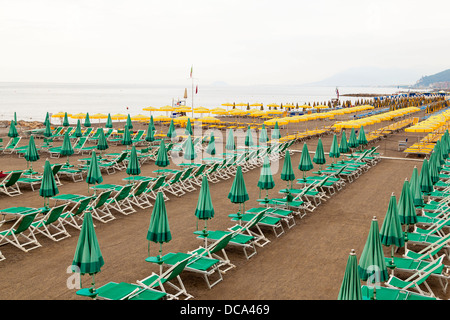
[
  {"xmin": 162, "ymin": 256, "xmax": 191, "ymax": 282},
  {"xmin": 180, "ymin": 167, "xmax": 194, "ymax": 181},
  {"xmin": 194, "ymin": 164, "xmax": 206, "ymax": 177},
  {"xmin": 52, "ymin": 164, "xmax": 63, "ymax": 175},
  {"xmin": 74, "ymin": 197, "xmax": 94, "ymax": 216},
  {"xmin": 133, "ymin": 180, "xmax": 151, "ymax": 196},
  {"xmin": 74, "ymin": 137, "xmax": 87, "ymax": 148},
  {"xmin": 93, "ymin": 190, "xmax": 113, "ymax": 208},
  {"xmin": 209, "ymin": 233, "xmax": 233, "ymax": 254},
  {"xmin": 115, "ymin": 185, "xmax": 133, "ymax": 201},
  {"xmin": 151, "ymin": 176, "xmax": 166, "ymax": 191},
  {"xmin": 244, "ymin": 210, "xmax": 266, "ymax": 229},
  {"xmin": 14, "ymin": 211, "xmax": 39, "ymax": 234},
  {"xmin": 4, "ymin": 171, "xmax": 23, "ymax": 187},
  {"xmin": 115, "ymin": 152, "xmax": 128, "ymax": 163},
  {"xmin": 170, "ymin": 170, "xmax": 183, "ymax": 184},
  {"xmin": 44, "ymin": 204, "xmax": 67, "ymax": 225}
]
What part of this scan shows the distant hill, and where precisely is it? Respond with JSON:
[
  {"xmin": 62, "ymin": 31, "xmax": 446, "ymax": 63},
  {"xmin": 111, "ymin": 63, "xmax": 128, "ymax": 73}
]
[
  {"xmin": 413, "ymin": 69, "xmax": 450, "ymax": 88},
  {"xmin": 301, "ymin": 66, "xmax": 421, "ymax": 87}
]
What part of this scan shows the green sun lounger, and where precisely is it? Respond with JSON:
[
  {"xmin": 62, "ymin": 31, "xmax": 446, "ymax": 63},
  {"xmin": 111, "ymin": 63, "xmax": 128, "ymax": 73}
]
[
  {"xmin": 361, "ymin": 285, "xmax": 436, "ymax": 300},
  {"xmin": 91, "ymin": 282, "xmax": 167, "ymax": 300}
]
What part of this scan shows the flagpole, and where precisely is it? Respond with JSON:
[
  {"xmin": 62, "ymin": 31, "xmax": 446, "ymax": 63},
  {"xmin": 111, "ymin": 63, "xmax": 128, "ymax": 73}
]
[{"xmin": 191, "ymin": 65, "xmax": 194, "ymax": 118}]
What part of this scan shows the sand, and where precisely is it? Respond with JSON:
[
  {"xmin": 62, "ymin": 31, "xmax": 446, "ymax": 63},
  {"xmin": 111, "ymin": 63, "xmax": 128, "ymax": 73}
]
[{"xmin": 0, "ymin": 109, "xmax": 448, "ymax": 301}]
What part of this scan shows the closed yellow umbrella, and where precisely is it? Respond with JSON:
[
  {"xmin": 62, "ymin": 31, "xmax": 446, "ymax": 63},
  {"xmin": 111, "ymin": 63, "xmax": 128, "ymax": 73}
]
[{"xmin": 70, "ymin": 113, "xmax": 87, "ymax": 119}]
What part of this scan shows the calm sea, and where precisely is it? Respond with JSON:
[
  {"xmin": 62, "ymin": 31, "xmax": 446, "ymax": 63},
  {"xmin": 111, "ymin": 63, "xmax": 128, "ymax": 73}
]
[{"xmin": 0, "ymin": 82, "xmax": 400, "ymax": 123}]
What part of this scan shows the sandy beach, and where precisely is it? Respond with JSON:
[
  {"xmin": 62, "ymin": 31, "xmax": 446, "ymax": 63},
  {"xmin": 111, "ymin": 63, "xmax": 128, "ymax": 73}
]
[{"xmin": 0, "ymin": 108, "xmax": 448, "ymax": 301}]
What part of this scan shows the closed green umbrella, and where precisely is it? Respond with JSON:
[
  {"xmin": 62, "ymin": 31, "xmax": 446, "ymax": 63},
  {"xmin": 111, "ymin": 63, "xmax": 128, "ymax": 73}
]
[
  {"xmin": 357, "ymin": 126, "xmax": 368, "ymax": 148},
  {"xmin": 84, "ymin": 113, "xmax": 91, "ymax": 127},
  {"xmin": 14, "ymin": 112, "xmax": 17, "ymax": 125},
  {"xmin": 44, "ymin": 112, "xmax": 50, "ymax": 126},
  {"xmin": 43, "ymin": 120, "xmax": 52, "ymax": 138},
  {"xmin": 259, "ymin": 123, "xmax": 269, "ymax": 144},
  {"xmin": 380, "ymin": 193, "xmax": 405, "ymax": 269},
  {"xmin": 60, "ymin": 131, "xmax": 74, "ymax": 166},
  {"xmin": 145, "ymin": 120, "xmax": 155, "ymax": 143},
  {"xmin": 257, "ymin": 156, "xmax": 275, "ymax": 202},
  {"xmin": 337, "ymin": 249, "xmax": 362, "ymax": 300},
  {"xmin": 39, "ymin": 159, "xmax": 59, "ymax": 208},
  {"xmin": 228, "ymin": 166, "xmax": 249, "ymax": 217},
  {"xmin": 155, "ymin": 140, "xmax": 169, "ymax": 168},
  {"xmin": 121, "ymin": 126, "xmax": 132, "ymax": 147},
  {"xmin": 146, "ymin": 191, "xmax": 172, "ymax": 264},
  {"xmin": 339, "ymin": 131, "xmax": 349, "ymax": 154},
  {"xmin": 245, "ymin": 126, "xmax": 254, "ymax": 147},
  {"xmin": 167, "ymin": 119, "xmax": 176, "ymax": 139},
  {"xmin": 194, "ymin": 176, "xmax": 215, "ymax": 243},
  {"xmin": 329, "ymin": 134, "xmax": 340, "ymax": 165},
  {"xmin": 185, "ymin": 118, "xmax": 193, "ymax": 136},
  {"xmin": 439, "ymin": 136, "xmax": 448, "ymax": 160},
  {"xmin": 63, "ymin": 112, "xmax": 70, "ymax": 127},
  {"xmin": 7, "ymin": 120, "xmax": 18, "ymax": 138},
  {"xmin": 105, "ymin": 113, "xmax": 113, "ymax": 128},
  {"xmin": 298, "ymin": 143, "xmax": 313, "ymax": 182},
  {"xmin": 24, "ymin": 135, "xmax": 40, "ymax": 172},
  {"xmin": 183, "ymin": 135, "xmax": 197, "ymax": 161},
  {"xmin": 419, "ymin": 159, "xmax": 433, "ymax": 194},
  {"xmin": 126, "ymin": 114, "xmax": 133, "ymax": 130},
  {"xmin": 226, "ymin": 129, "xmax": 236, "ymax": 151},
  {"xmin": 410, "ymin": 166, "xmax": 424, "ymax": 207},
  {"xmin": 428, "ymin": 152, "xmax": 439, "ymax": 185},
  {"xmin": 74, "ymin": 119, "xmax": 82, "ymax": 138},
  {"xmin": 271, "ymin": 121, "xmax": 281, "ymax": 140},
  {"xmin": 313, "ymin": 138, "xmax": 326, "ymax": 172},
  {"xmin": 435, "ymin": 140, "xmax": 444, "ymax": 166},
  {"xmin": 96, "ymin": 129, "xmax": 109, "ymax": 156},
  {"xmin": 149, "ymin": 115, "xmax": 155, "ymax": 133},
  {"xmin": 86, "ymin": 151, "xmax": 103, "ymax": 194},
  {"xmin": 397, "ymin": 178, "xmax": 417, "ymax": 241},
  {"xmin": 358, "ymin": 216, "xmax": 389, "ymax": 299},
  {"xmin": 348, "ymin": 127, "xmax": 359, "ymax": 149},
  {"xmin": 71, "ymin": 210, "xmax": 104, "ymax": 296},
  {"xmin": 206, "ymin": 131, "xmax": 216, "ymax": 155},
  {"xmin": 126, "ymin": 145, "xmax": 141, "ymax": 180},
  {"xmin": 281, "ymin": 149, "xmax": 296, "ymax": 189}
]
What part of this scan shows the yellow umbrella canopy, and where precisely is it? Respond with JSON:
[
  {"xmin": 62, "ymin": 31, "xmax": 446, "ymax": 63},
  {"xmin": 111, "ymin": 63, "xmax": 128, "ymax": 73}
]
[
  {"xmin": 51, "ymin": 112, "xmax": 69, "ymax": 118},
  {"xmin": 235, "ymin": 103, "xmax": 248, "ymax": 107},
  {"xmin": 174, "ymin": 106, "xmax": 191, "ymax": 112},
  {"xmin": 314, "ymin": 105, "xmax": 328, "ymax": 109},
  {"xmin": 250, "ymin": 103, "xmax": 263, "ymax": 107},
  {"xmin": 283, "ymin": 104, "xmax": 295, "ymax": 108},
  {"xmin": 153, "ymin": 115, "xmax": 171, "ymax": 122},
  {"xmin": 173, "ymin": 116, "xmax": 192, "ymax": 123},
  {"xmin": 228, "ymin": 109, "xmax": 247, "ymax": 116},
  {"xmin": 70, "ymin": 113, "xmax": 87, "ymax": 119},
  {"xmin": 160, "ymin": 105, "xmax": 175, "ymax": 111},
  {"xmin": 266, "ymin": 110, "xmax": 284, "ymax": 115},
  {"xmin": 211, "ymin": 109, "xmax": 229, "ymax": 115},
  {"xmin": 211, "ymin": 107, "xmax": 226, "ymax": 112},
  {"xmin": 196, "ymin": 116, "xmax": 220, "ymax": 123},
  {"xmin": 111, "ymin": 113, "xmax": 127, "ymax": 120},
  {"xmin": 193, "ymin": 107, "xmax": 210, "ymax": 114},
  {"xmin": 264, "ymin": 118, "xmax": 288, "ymax": 126},
  {"xmin": 131, "ymin": 114, "xmax": 150, "ymax": 121},
  {"xmin": 90, "ymin": 113, "xmax": 108, "ymax": 119},
  {"xmin": 143, "ymin": 106, "xmax": 159, "ymax": 111},
  {"xmin": 221, "ymin": 103, "xmax": 234, "ymax": 107}
]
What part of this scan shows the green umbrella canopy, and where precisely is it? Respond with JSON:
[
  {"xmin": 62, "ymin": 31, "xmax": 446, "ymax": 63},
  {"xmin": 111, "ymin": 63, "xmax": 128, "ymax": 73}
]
[
  {"xmin": 206, "ymin": 131, "xmax": 216, "ymax": 155},
  {"xmin": 298, "ymin": 143, "xmax": 313, "ymax": 176},
  {"xmin": 245, "ymin": 126, "xmax": 254, "ymax": 147},
  {"xmin": 419, "ymin": 159, "xmax": 433, "ymax": 194},
  {"xmin": 14, "ymin": 112, "xmax": 17, "ymax": 125},
  {"xmin": 71, "ymin": 210, "xmax": 104, "ymax": 275},
  {"xmin": 257, "ymin": 156, "xmax": 275, "ymax": 191},
  {"xmin": 380, "ymin": 194, "xmax": 405, "ymax": 248},
  {"xmin": 439, "ymin": 136, "xmax": 448, "ymax": 159},
  {"xmin": 63, "ymin": 112, "xmax": 70, "ymax": 127},
  {"xmin": 357, "ymin": 126, "xmax": 368, "ymax": 146},
  {"xmin": 185, "ymin": 118, "xmax": 193, "ymax": 135},
  {"xmin": 337, "ymin": 249, "xmax": 362, "ymax": 300},
  {"xmin": 313, "ymin": 138, "xmax": 326, "ymax": 165},
  {"xmin": 96, "ymin": 129, "xmax": 109, "ymax": 151},
  {"xmin": 281, "ymin": 149, "xmax": 296, "ymax": 184},
  {"xmin": 121, "ymin": 126, "xmax": 132, "ymax": 146},
  {"xmin": 146, "ymin": 191, "xmax": 172, "ymax": 258},
  {"xmin": 44, "ymin": 112, "xmax": 50, "ymax": 126},
  {"xmin": 7, "ymin": 120, "xmax": 18, "ymax": 138},
  {"xmin": 435, "ymin": 140, "xmax": 445, "ymax": 166},
  {"xmin": 428, "ymin": 152, "xmax": 439, "ymax": 184},
  {"xmin": 195, "ymin": 175, "xmax": 215, "ymax": 222},
  {"xmin": 329, "ymin": 134, "xmax": 341, "ymax": 159},
  {"xmin": 39, "ymin": 160, "xmax": 59, "ymax": 206},
  {"xmin": 126, "ymin": 114, "xmax": 133, "ymax": 130},
  {"xmin": 105, "ymin": 113, "xmax": 113, "ymax": 128},
  {"xmin": 43, "ymin": 120, "xmax": 52, "ymax": 138},
  {"xmin": 149, "ymin": 115, "xmax": 155, "ymax": 132},
  {"xmin": 183, "ymin": 135, "xmax": 197, "ymax": 161},
  {"xmin": 226, "ymin": 129, "xmax": 236, "ymax": 151},
  {"xmin": 155, "ymin": 139, "xmax": 170, "ymax": 168},
  {"xmin": 410, "ymin": 166, "xmax": 424, "ymax": 207},
  {"xmin": 167, "ymin": 119, "xmax": 176, "ymax": 139},
  {"xmin": 358, "ymin": 216, "xmax": 389, "ymax": 283},
  {"xmin": 126, "ymin": 145, "xmax": 141, "ymax": 176},
  {"xmin": 145, "ymin": 121, "xmax": 155, "ymax": 142},
  {"xmin": 397, "ymin": 179, "xmax": 418, "ymax": 226},
  {"xmin": 228, "ymin": 166, "xmax": 249, "ymax": 204},
  {"xmin": 259, "ymin": 123, "xmax": 269, "ymax": 144},
  {"xmin": 339, "ymin": 131, "xmax": 349, "ymax": 153},
  {"xmin": 84, "ymin": 113, "xmax": 91, "ymax": 127},
  {"xmin": 271, "ymin": 121, "xmax": 281, "ymax": 140},
  {"xmin": 24, "ymin": 135, "xmax": 40, "ymax": 163},
  {"xmin": 348, "ymin": 128, "xmax": 359, "ymax": 149},
  {"xmin": 60, "ymin": 131, "xmax": 74, "ymax": 156},
  {"xmin": 86, "ymin": 151, "xmax": 103, "ymax": 186},
  {"xmin": 74, "ymin": 119, "xmax": 83, "ymax": 137}
]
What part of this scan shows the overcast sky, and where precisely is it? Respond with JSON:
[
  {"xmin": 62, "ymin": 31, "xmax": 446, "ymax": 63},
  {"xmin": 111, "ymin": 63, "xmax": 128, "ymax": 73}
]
[{"xmin": 0, "ymin": 0, "xmax": 449, "ymax": 86}]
